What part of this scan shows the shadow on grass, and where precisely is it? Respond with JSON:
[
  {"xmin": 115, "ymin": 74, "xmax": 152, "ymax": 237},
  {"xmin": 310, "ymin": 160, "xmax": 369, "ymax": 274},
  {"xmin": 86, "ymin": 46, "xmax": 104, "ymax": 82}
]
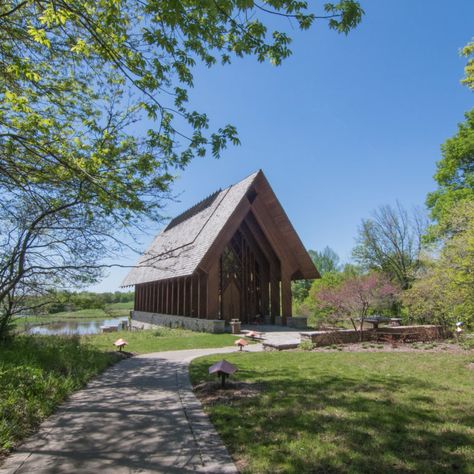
[
  {"xmin": 191, "ymin": 358, "xmax": 474, "ymax": 474},
  {"xmin": 0, "ymin": 335, "xmax": 120, "ymax": 456}
]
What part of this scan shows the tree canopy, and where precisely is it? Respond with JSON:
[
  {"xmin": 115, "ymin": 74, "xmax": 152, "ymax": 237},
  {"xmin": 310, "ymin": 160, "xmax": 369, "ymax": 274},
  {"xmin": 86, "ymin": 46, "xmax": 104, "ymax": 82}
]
[
  {"xmin": 426, "ymin": 38, "xmax": 474, "ymax": 237},
  {"xmin": 0, "ymin": 1, "xmax": 363, "ymax": 335},
  {"xmin": 352, "ymin": 203, "xmax": 427, "ymax": 289},
  {"xmin": 403, "ymin": 200, "xmax": 474, "ymax": 327}
]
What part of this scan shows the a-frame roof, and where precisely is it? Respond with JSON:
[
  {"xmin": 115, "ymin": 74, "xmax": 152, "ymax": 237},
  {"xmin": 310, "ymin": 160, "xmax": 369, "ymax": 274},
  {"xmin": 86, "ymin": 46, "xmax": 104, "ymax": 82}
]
[{"xmin": 122, "ymin": 170, "xmax": 319, "ymax": 286}]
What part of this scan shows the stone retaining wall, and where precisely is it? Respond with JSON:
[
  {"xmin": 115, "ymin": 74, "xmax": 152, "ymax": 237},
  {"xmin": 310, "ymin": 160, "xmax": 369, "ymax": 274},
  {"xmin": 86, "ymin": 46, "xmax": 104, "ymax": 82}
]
[
  {"xmin": 132, "ymin": 311, "xmax": 226, "ymax": 334},
  {"xmin": 375, "ymin": 325, "xmax": 445, "ymax": 339},
  {"xmin": 300, "ymin": 325, "xmax": 445, "ymax": 347},
  {"xmin": 262, "ymin": 315, "xmax": 308, "ymax": 329},
  {"xmin": 300, "ymin": 329, "xmax": 375, "ymax": 346}
]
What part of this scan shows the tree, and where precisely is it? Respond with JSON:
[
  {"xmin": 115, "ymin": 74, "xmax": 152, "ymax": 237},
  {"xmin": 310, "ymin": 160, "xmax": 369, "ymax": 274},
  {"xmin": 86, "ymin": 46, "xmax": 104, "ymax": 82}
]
[
  {"xmin": 316, "ymin": 272, "xmax": 400, "ymax": 339},
  {"xmin": 426, "ymin": 38, "xmax": 474, "ymax": 238},
  {"xmin": 0, "ymin": 1, "xmax": 364, "ymax": 337},
  {"xmin": 309, "ymin": 247, "xmax": 341, "ymax": 274},
  {"xmin": 403, "ymin": 200, "xmax": 474, "ymax": 328},
  {"xmin": 293, "ymin": 246, "xmax": 341, "ymax": 302},
  {"xmin": 352, "ymin": 203, "xmax": 428, "ymax": 289}
]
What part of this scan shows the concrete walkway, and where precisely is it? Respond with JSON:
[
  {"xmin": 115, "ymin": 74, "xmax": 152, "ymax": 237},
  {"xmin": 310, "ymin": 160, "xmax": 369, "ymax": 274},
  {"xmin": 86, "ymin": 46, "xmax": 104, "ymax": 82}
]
[{"xmin": 0, "ymin": 345, "xmax": 262, "ymax": 474}]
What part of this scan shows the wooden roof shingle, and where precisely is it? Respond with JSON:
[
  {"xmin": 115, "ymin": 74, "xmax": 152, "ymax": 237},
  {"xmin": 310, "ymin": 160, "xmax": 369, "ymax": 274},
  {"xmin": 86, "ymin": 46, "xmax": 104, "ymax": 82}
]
[
  {"xmin": 122, "ymin": 171, "xmax": 259, "ymax": 286},
  {"xmin": 122, "ymin": 170, "xmax": 319, "ymax": 286}
]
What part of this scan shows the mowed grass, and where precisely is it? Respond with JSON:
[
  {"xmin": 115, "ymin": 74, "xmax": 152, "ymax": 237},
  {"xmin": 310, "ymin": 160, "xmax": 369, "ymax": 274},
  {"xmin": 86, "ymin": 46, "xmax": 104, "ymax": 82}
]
[
  {"xmin": 0, "ymin": 336, "xmax": 120, "ymax": 457},
  {"xmin": 84, "ymin": 327, "xmax": 239, "ymax": 354},
  {"xmin": 190, "ymin": 351, "xmax": 474, "ymax": 474}
]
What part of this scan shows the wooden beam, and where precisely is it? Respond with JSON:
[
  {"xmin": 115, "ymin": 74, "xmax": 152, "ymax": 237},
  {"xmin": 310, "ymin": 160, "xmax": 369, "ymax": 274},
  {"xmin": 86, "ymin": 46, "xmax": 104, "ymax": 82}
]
[
  {"xmin": 171, "ymin": 279, "xmax": 176, "ymax": 315},
  {"xmin": 207, "ymin": 261, "xmax": 220, "ymax": 319},
  {"xmin": 270, "ymin": 267, "xmax": 280, "ymax": 323},
  {"xmin": 159, "ymin": 282, "xmax": 163, "ymax": 313},
  {"xmin": 177, "ymin": 277, "xmax": 181, "ymax": 315},
  {"xmin": 191, "ymin": 274, "xmax": 198, "ymax": 317},
  {"xmin": 281, "ymin": 270, "xmax": 292, "ymax": 325},
  {"xmin": 251, "ymin": 197, "xmax": 299, "ymax": 275},
  {"xmin": 198, "ymin": 198, "xmax": 251, "ymax": 272},
  {"xmin": 198, "ymin": 271, "xmax": 207, "ymax": 318},
  {"xmin": 184, "ymin": 277, "xmax": 190, "ymax": 316}
]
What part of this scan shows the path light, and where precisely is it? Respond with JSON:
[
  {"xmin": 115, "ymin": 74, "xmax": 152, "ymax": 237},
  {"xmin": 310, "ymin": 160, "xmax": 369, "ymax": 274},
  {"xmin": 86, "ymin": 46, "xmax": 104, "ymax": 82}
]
[
  {"xmin": 235, "ymin": 338, "xmax": 248, "ymax": 351},
  {"xmin": 114, "ymin": 338, "xmax": 128, "ymax": 351},
  {"xmin": 208, "ymin": 360, "xmax": 237, "ymax": 388}
]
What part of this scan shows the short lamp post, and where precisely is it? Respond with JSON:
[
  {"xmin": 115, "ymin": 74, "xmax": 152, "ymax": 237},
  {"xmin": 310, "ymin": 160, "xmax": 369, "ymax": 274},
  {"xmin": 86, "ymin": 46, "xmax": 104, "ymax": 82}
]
[
  {"xmin": 208, "ymin": 360, "xmax": 237, "ymax": 388},
  {"xmin": 114, "ymin": 338, "xmax": 128, "ymax": 351},
  {"xmin": 234, "ymin": 338, "xmax": 248, "ymax": 351}
]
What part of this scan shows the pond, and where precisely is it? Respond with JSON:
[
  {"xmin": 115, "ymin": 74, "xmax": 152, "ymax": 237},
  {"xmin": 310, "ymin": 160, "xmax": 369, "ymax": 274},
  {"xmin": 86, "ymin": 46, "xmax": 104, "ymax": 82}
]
[{"xmin": 26, "ymin": 317, "xmax": 129, "ymax": 336}]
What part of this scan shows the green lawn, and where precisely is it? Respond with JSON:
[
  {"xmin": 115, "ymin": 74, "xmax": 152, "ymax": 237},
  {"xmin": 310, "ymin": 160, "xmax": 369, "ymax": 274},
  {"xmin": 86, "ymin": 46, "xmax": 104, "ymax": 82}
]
[
  {"xmin": 190, "ymin": 351, "xmax": 474, "ymax": 474},
  {"xmin": 0, "ymin": 336, "xmax": 119, "ymax": 458},
  {"xmin": 84, "ymin": 327, "xmax": 239, "ymax": 354}
]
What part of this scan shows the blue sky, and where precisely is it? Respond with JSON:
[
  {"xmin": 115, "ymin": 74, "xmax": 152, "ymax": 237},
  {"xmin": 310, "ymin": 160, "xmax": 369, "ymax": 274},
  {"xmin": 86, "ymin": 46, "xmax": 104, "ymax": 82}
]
[{"xmin": 90, "ymin": 0, "xmax": 474, "ymax": 292}]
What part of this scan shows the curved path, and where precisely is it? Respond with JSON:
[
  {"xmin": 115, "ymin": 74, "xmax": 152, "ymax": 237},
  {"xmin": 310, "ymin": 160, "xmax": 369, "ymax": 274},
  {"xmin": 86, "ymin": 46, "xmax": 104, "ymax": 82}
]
[{"xmin": 0, "ymin": 344, "xmax": 263, "ymax": 474}]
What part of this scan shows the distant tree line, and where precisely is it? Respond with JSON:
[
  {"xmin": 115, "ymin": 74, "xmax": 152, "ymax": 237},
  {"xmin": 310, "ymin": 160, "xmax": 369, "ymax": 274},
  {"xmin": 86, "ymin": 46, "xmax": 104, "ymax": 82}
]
[{"xmin": 27, "ymin": 291, "xmax": 134, "ymax": 316}]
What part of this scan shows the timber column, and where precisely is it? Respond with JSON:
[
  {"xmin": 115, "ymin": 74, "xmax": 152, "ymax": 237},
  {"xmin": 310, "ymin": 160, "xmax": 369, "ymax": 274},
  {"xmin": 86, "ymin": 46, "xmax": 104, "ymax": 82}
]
[
  {"xmin": 270, "ymin": 264, "xmax": 280, "ymax": 324},
  {"xmin": 280, "ymin": 270, "xmax": 292, "ymax": 326},
  {"xmin": 207, "ymin": 261, "xmax": 220, "ymax": 319}
]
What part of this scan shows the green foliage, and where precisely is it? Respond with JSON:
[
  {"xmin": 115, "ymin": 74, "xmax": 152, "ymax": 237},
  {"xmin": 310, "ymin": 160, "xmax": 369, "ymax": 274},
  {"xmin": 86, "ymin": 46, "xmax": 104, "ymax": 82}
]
[
  {"xmin": 459, "ymin": 334, "xmax": 474, "ymax": 350},
  {"xmin": 0, "ymin": 0, "xmax": 363, "ymax": 338},
  {"xmin": 292, "ymin": 246, "xmax": 341, "ymax": 303},
  {"xmin": 461, "ymin": 38, "xmax": 474, "ymax": 91},
  {"xmin": 403, "ymin": 201, "xmax": 474, "ymax": 328},
  {"xmin": 309, "ymin": 247, "xmax": 341, "ymax": 275},
  {"xmin": 427, "ymin": 39, "xmax": 474, "ymax": 238},
  {"xmin": 298, "ymin": 271, "xmax": 346, "ymax": 327},
  {"xmin": 298, "ymin": 339, "xmax": 315, "ymax": 351},
  {"xmin": 352, "ymin": 203, "xmax": 427, "ymax": 289},
  {"xmin": 0, "ymin": 336, "xmax": 119, "ymax": 455},
  {"xmin": 190, "ymin": 351, "xmax": 474, "ymax": 473}
]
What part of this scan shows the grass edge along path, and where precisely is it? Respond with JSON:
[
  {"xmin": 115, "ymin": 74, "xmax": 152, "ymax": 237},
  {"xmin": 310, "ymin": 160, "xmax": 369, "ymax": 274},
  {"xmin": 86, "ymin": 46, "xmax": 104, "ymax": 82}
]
[
  {"xmin": 190, "ymin": 351, "xmax": 474, "ymax": 474},
  {"xmin": 0, "ymin": 335, "xmax": 120, "ymax": 459},
  {"xmin": 1, "ymin": 328, "xmax": 240, "ymax": 460}
]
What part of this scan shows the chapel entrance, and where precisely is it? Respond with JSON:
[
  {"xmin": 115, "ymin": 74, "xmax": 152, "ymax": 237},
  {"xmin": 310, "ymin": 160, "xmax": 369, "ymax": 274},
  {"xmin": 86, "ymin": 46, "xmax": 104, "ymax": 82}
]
[{"xmin": 220, "ymin": 228, "xmax": 265, "ymax": 323}]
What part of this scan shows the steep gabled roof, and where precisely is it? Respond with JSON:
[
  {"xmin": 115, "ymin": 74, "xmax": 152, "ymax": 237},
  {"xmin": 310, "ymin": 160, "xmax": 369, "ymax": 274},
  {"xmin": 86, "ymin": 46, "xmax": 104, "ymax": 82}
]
[
  {"xmin": 122, "ymin": 171, "xmax": 259, "ymax": 286},
  {"xmin": 122, "ymin": 170, "xmax": 319, "ymax": 286}
]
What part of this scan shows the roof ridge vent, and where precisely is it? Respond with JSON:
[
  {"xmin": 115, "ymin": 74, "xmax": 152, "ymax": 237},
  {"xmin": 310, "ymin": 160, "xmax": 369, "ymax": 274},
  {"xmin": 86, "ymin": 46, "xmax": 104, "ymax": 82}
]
[{"xmin": 164, "ymin": 189, "xmax": 222, "ymax": 232}]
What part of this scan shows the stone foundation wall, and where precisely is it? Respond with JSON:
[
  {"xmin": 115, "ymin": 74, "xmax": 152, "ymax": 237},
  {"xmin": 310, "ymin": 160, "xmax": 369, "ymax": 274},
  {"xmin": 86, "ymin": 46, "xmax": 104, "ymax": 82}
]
[
  {"xmin": 262, "ymin": 315, "xmax": 308, "ymax": 329},
  {"xmin": 300, "ymin": 329, "xmax": 375, "ymax": 346},
  {"xmin": 132, "ymin": 311, "xmax": 226, "ymax": 334},
  {"xmin": 300, "ymin": 325, "xmax": 445, "ymax": 346},
  {"xmin": 375, "ymin": 325, "xmax": 446, "ymax": 339}
]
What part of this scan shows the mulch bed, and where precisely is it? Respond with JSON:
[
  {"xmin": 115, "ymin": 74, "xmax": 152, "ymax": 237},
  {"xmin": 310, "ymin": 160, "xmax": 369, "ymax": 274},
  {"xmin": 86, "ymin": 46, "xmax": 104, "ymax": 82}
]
[
  {"xmin": 193, "ymin": 380, "xmax": 263, "ymax": 405},
  {"xmin": 309, "ymin": 342, "xmax": 470, "ymax": 354}
]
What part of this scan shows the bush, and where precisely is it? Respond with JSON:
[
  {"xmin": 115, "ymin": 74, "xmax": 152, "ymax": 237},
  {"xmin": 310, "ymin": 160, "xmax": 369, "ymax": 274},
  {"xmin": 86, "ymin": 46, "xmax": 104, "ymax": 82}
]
[
  {"xmin": 299, "ymin": 340, "xmax": 315, "ymax": 351},
  {"xmin": 0, "ymin": 336, "xmax": 118, "ymax": 455}
]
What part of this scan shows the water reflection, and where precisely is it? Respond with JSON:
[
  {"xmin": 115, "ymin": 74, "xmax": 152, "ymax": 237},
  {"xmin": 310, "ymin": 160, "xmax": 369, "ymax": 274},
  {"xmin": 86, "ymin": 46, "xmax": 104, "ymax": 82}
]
[{"xmin": 27, "ymin": 317, "xmax": 128, "ymax": 336}]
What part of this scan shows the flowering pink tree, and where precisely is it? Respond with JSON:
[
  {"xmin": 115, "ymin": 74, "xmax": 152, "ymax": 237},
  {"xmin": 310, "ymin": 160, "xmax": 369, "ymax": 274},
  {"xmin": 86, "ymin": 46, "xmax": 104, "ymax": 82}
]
[{"xmin": 316, "ymin": 273, "xmax": 400, "ymax": 338}]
